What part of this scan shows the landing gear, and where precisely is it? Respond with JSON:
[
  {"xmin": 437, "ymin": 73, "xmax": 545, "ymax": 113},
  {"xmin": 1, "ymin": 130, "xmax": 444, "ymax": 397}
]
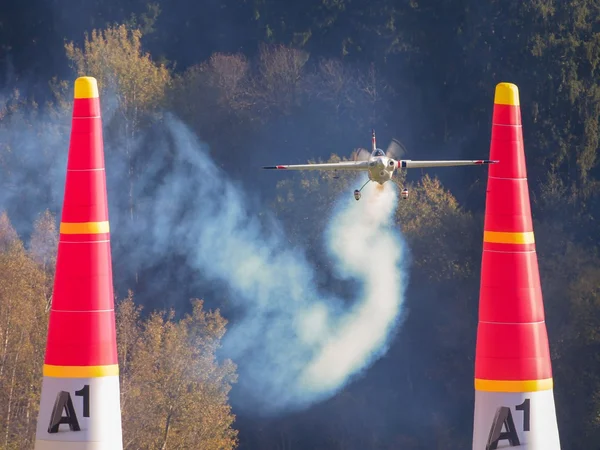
[{"xmin": 354, "ymin": 179, "xmax": 371, "ymax": 201}]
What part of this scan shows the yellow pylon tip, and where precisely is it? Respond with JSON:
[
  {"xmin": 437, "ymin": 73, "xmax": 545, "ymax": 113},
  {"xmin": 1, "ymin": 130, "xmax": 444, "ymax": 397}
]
[
  {"xmin": 494, "ymin": 82, "xmax": 520, "ymax": 106},
  {"xmin": 74, "ymin": 76, "xmax": 99, "ymax": 99}
]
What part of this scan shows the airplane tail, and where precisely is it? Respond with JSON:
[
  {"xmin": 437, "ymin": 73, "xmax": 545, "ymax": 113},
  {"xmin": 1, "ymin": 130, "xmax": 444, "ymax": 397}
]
[{"xmin": 372, "ymin": 129, "xmax": 376, "ymax": 152}]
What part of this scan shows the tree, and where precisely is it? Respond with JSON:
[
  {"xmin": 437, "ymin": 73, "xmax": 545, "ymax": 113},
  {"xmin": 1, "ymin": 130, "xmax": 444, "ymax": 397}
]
[
  {"xmin": 252, "ymin": 43, "xmax": 310, "ymax": 115},
  {"xmin": 28, "ymin": 209, "xmax": 58, "ymax": 313},
  {"xmin": 29, "ymin": 209, "xmax": 58, "ymax": 272},
  {"xmin": 0, "ymin": 212, "xmax": 19, "ymax": 251},
  {"xmin": 65, "ymin": 23, "xmax": 171, "ymax": 132},
  {"xmin": 64, "ymin": 23, "xmax": 172, "ymax": 223},
  {"xmin": 116, "ymin": 295, "xmax": 238, "ymax": 449},
  {"xmin": 0, "ymin": 213, "xmax": 48, "ymax": 449},
  {"xmin": 170, "ymin": 52, "xmax": 255, "ymax": 146}
]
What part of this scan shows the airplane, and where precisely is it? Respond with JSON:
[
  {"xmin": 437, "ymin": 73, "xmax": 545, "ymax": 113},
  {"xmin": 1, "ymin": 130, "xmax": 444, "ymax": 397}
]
[{"xmin": 263, "ymin": 130, "xmax": 498, "ymax": 200}]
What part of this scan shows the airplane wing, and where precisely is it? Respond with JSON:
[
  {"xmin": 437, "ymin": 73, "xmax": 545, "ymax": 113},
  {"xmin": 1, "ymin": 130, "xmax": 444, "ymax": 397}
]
[
  {"xmin": 263, "ymin": 161, "xmax": 370, "ymax": 171},
  {"xmin": 399, "ymin": 159, "xmax": 498, "ymax": 169}
]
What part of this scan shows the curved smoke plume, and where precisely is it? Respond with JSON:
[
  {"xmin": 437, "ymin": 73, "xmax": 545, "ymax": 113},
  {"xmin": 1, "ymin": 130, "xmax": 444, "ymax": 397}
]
[
  {"xmin": 0, "ymin": 99, "xmax": 410, "ymax": 414},
  {"xmin": 134, "ymin": 116, "xmax": 410, "ymax": 413}
]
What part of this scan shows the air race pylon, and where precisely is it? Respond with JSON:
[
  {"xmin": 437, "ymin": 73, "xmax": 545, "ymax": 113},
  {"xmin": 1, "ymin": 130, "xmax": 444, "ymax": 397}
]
[
  {"xmin": 35, "ymin": 77, "xmax": 123, "ymax": 450},
  {"xmin": 472, "ymin": 83, "xmax": 561, "ymax": 450}
]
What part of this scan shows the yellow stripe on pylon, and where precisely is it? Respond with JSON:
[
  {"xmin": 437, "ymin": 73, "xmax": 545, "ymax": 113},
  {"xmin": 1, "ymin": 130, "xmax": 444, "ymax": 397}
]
[
  {"xmin": 475, "ymin": 378, "xmax": 553, "ymax": 392},
  {"xmin": 43, "ymin": 364, "xmax": 119, "ymax": 378},
  {"xmin": 60, "ymin": 221, "xmax": 110, "ymax": 234},
  {"xmin": 483, "ymin": 231, "xmax": 534, "ymax": 244}
]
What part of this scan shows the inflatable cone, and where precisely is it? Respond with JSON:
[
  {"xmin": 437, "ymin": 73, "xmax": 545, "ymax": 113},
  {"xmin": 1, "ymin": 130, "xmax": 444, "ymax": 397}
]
[
  {"xmin": 472, "ymin": 83, "xmax": 561, "ymax": 450},
  {"xmin": 35, "ymin": 77, "xmax": 123, "ymax": 450}
]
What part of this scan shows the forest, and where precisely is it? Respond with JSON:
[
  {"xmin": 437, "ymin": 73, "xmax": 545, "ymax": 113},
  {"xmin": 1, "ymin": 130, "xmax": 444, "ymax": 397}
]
[{"xmin": 1, "ymin": 0, "xmax": 600, "ymax": 448}]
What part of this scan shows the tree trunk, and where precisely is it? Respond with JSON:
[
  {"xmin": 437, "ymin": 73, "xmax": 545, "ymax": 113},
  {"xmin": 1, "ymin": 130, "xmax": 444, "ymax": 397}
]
[
  {"xmin": 0, "ymin": 314, "xmax": 13, "ymax": 378},
  {"xmin": 5, "ymin": 331, "xmax": 24, "ymax": 448},
  {"xmin": 160, "ymin": 411, "xmax": 173, "ymax": 450}
]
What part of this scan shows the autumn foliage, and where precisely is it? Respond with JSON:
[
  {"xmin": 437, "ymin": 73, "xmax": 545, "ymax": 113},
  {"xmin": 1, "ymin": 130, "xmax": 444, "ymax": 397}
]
[
  {"xmin": 2, "ymin": 2, "xmax": 600, "ymax": 446},
  {"xmin": 0, "ymin": 210, "xmax": 238, "ymax": 449}
]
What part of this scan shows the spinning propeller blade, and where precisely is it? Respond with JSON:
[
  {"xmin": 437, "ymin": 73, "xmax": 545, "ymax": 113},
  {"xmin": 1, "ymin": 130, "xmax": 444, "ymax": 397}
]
[
  {"xmin": 386, "ymin": 138, "xmax": 407, "ymax": 160},
  {"xmin": 353, "ymin": 148, "xmax": 371, "ymax": 161}
]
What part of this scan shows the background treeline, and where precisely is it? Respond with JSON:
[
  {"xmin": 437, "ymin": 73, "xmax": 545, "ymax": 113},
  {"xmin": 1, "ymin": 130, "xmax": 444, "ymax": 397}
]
[{"xmin": 1, "ymin": 0, "xmax": 600, "ymax": 448}]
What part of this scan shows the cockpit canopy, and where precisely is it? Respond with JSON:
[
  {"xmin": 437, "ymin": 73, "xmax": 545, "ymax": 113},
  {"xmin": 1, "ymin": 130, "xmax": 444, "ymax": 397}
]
[{"xmin": 372, "ymin": 149, "xmax": 385, "ymax": 157}]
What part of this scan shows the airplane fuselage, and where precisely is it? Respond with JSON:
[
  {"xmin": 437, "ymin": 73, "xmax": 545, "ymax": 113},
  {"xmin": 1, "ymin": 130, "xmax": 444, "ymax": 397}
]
[{"xmin": 367, "ymin": 155, "xmax": 397, "ymax": 184}]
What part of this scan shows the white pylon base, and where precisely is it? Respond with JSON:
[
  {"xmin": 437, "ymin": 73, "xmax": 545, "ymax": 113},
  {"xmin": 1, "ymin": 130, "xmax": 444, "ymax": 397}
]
[
  {"xmin": 35, "ymin": 376, "xmax": 123, "ymax": 450},
  {"xmin": 472, "ymin": 389, "xmax": 560, "ymax": 449}
]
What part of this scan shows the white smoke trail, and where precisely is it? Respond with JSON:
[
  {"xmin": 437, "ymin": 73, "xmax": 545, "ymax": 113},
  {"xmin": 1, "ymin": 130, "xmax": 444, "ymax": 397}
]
[
  {"xmin": 300, "ymin": 184, "xmax": 405, "ymax": 396},
  {"xmin": 0, "ymin": 95, "xmax": 409, "ymax": 414},
  {"xmin": 141, "ymin": 116, "xmax": 409, "ymax": 413}
]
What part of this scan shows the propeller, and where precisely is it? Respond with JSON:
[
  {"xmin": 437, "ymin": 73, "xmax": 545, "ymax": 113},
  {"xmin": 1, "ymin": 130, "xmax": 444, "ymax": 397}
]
[
  {"xmin": 353, "ymin": 148, "xmax": 371, "ymax": 161},
  {"xmin": 386, "ymin": 138, "xmax": 408, "ymax": 160}
]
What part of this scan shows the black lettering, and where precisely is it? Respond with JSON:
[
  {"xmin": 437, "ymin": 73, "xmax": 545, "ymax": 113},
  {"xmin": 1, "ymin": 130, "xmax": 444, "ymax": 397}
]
[
  {"xmin": 516, "ymin": 399, "xmax": 530, "ymax": 432},
  {"xmin": 75, "ymin": 385, "xmax": 90, "ymax": 418},
  {"xmin": 486, "ymin": 406, "xmax": 520, "ymax": 450},
  {"xmin": 47, "ymin": 391, "xmax": 80, "ymax": 433}
]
